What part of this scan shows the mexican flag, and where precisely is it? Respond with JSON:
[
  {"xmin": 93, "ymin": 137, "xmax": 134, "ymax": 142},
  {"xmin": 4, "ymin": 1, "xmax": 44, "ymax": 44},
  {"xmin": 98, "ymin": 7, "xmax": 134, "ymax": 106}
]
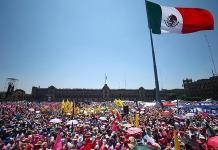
[{"xmin": 146, "ymin": 1, "xmax": 214, "ymax": 34}]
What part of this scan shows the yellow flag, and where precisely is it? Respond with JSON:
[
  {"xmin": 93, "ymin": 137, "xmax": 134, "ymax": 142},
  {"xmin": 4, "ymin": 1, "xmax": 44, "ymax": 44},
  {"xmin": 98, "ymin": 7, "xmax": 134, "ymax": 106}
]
[
  {"xmin": 130, "ymin": 115, "xmax": 133, "ymax": 126},
  {"xmin": 135, "ymin": 113, "xmax": 139, "ymax": 128},
  {"xmin": 61, "ymin": 99, "xmax": 65, "ymax": 112},
  {"xmin": 70, "ymin": 101, "xmax": 73, "ymax": 113},
  {"xmin": 114, "ymin": 99, "xmax": 124, "ymax": 107},
  {"xmin": 119, "ymin": 99, "xmax": 124, "ymax": 107},
  {"xmin": 77, "ymin": 107, "xmax": 80, "ymax": 114},
  {"xmin": 74, "ymin": 104, "xmax": 77, "ymax": 115},
  {"xmin": 65, "ymin": 99, "xmax": 70, "ymax": 113},
  {"xmin": 97, "ymin": 105, "xmax": 101, "ymax": 113},
  {"xmin": 174, "ymin": 129, "xmax": 181, "ymax": 150}
]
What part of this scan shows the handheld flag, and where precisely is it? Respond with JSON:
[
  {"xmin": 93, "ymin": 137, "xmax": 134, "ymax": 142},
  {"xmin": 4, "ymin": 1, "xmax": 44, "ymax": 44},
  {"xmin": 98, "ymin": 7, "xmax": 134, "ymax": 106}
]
[
  {"xmin": 53, "ymin": 133, "xmax": 62, "ymax": 150},
  {"xmin": 173, "ymin": 129, "xmax": 181, "ymax": 150},
  {"xmin": 97, "ymin": 105, "xmax": 101, "ymax": 113},
  {"xmin": 135, "ymin": 113, "xmax": 139, "ymax": 128},
  {"xmin": 61, "ymin": 99, "xmax": 65, "ymax": 113},
  {"xmin": 77, "ymin": 107, "xmax": 80, "ymax": 114},
  {"xmin": 130, "ymin": 115, "xmax": 133, "ymax": 126},
  {"xmin": 146, "ymin": 1, "xmax": 214, "ymax": 34},
  {"xmin": 114, "ymin": 99, "xmax": 124, "ymax": 107}
]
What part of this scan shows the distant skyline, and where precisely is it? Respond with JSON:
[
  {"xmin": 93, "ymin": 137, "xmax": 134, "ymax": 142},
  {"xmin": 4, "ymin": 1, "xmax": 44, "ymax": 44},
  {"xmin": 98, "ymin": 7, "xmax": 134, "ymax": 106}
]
[{"xmin": 0, "ymin": 0, "xmax": 218, "ymax": 94}]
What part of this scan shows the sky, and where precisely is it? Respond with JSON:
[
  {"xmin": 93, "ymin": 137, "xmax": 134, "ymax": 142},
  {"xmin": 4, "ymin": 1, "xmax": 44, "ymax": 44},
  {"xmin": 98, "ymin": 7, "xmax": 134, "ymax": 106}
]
[{"xmin": 0, "ymin": 0, "xmax": 218, "ymax": 94}]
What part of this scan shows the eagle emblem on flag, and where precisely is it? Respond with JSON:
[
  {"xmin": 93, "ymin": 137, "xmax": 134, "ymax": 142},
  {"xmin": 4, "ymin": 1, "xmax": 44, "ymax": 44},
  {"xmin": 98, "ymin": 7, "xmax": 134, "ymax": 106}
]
[{"xmin": 164, "ymin": 14, "xmax": 179, "ymax": 28}]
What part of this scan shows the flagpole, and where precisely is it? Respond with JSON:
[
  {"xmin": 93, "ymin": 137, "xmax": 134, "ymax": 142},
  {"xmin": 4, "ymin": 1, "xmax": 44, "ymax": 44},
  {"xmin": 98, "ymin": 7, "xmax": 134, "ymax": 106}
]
[
  {"xmin": 145, "ymin": 0, "xmax": 163, "ymax": 108},
  {"xmin": 73, "ymin": 99, "xmax": 75, "ymax": 118},
  {"xmin": 105, "ymin": 73, "xmax": 107, "ymax": 84}
]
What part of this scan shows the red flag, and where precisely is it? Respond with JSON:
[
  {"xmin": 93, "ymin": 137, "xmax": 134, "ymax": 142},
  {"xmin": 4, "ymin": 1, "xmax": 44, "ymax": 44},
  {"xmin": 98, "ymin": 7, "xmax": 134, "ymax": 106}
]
[
  {"xmin": 115, "ymin": 111, "xmax": 121, "ymax": 121},
  {"xmin": 80, "ymin": 144, "xmax": 92, "ymax": 150},
  {"xmin": 100, "ymin": 144, "xmax": 107, "ymax": 150},
  {"xmin": 111, "ymin": 123, "xmax": 118, "ymax": 131},
  {"xmin": 53, "ymin": 133, "xmax": 62, "ymax": 150},
  {"xmin": 110, "ymin": 115, "xmax": 119, "ymax": 131},
  {"xmin": 146, "ymin": 1, "xmax": 214, "ymax": 34},
  {"xmin": 80, "ymin": 140, "xmax": 96, "ymax": 150}
]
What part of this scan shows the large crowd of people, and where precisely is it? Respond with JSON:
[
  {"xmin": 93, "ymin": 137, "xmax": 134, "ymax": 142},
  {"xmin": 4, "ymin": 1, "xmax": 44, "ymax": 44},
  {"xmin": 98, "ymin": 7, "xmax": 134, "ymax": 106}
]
[{"xmin": 0, "ymin": 101, "xmax": 217, "ymax": 150}]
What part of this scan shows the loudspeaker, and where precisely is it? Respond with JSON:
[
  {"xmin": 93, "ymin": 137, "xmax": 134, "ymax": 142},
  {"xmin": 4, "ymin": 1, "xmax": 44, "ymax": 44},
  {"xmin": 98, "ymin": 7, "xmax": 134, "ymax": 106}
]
[{"xmin": 123, "ymin": 106, "xmax": 129, "ymax": 114}]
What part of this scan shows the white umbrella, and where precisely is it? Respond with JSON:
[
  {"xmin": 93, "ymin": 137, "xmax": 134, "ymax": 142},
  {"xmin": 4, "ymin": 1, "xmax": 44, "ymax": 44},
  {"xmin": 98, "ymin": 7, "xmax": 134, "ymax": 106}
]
[
  {"xmin": 49, "ymin": 118, "xmax": 62, "ymax": 123},
  {"xmin": 185, "ymin": 113, "xmax": 195, "ymax": 117},
  {"xmin": 126, "ymin": 127, "xmax": 142, "ymax": 134},
  {"xmin": 29, "ymin": 108, "xmax": 35, "ymax": 112},
  {"xmin": 67, "ymin": 120, "xmax": 78, "ymax": 125},
  {"xmin": 122, "ymin": 123, "xmax": 132, "ymax": 128},
  {"xmin": 140, "ymin": 111, "xmax": 144, "ymax": 114},
  {"xmin": 174, "ymin": 115, "xmax": 186, "ymax": 120},
  {"xmin": 35, "ymin": 111, "xmax": 40, "ymax": 114},
  {"xmin": 99, "ymin": 117, "xmax": 107, "ymax": 121}
]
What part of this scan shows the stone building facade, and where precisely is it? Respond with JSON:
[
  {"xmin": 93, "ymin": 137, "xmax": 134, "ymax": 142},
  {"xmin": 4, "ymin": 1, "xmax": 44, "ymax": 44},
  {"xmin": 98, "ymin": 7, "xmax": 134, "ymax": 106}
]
[
  {"xmin": 183, "ymin": 76, "xmax": 218, "ymax": 99},
  {"xmin": 31, "ymin": 84, "xmax": 184, "ymax": 102}
]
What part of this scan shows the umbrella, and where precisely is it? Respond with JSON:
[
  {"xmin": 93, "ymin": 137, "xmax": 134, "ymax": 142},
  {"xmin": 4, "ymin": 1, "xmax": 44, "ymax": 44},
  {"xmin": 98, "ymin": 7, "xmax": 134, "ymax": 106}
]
[
  {"xmin": 207, "ymin": 136, "xmax": 218, "ymax": 149},
  {"xmin": 174, "ymin": 115, "xmax": 186, "ymax": 120},
  {"xmin": 49, "ymin": 118, "xmax": 62, "ymax": 123},
  {"xmin": 140, "ymin": 111, "xmax": 144, "ymax": 114},
  {"xmin": 67, "ymin": 120, "xmax": 78, "ymax": 125},
  {"xmin": 123, "ymin": 124, "xmax": 132, "ymax": 128},
  {"xmin": 185, "ymin": 113, "xmax": 195, "ymax": 117},
  {"xmin": 120, "ymin": 123, "xmax": 132, "ymax": 128},
  {"xmin": 99, "ymin": 117, "xmax": 107, "ymax": 121},
  {"xmin": 126, "ymin": 127, "xmax": 142, "ymax": 135},
  {"xmin": 29, "ymin": 108, "xmax": 35, "ymax": 112},
  {"xmin": 35, "ymin": 111, "xmax": 40, "ymax": 114}
]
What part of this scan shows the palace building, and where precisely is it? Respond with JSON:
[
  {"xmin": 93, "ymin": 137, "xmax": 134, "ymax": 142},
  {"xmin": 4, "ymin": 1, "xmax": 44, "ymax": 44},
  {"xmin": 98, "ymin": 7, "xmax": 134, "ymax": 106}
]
[
  {"xmin": 183, "ymin": 76, "xmax": 218, "ymax": 100},
  {"xmin": 31, "ymin": 84, "xmax": 184, "ymax": 102}
]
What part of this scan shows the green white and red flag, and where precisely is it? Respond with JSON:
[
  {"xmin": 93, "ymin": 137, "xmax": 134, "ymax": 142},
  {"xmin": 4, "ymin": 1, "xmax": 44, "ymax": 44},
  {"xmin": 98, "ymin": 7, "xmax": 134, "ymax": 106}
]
[{"xmin": 146, "ymin": 1, "xmax": 214, "ymax": 34}]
